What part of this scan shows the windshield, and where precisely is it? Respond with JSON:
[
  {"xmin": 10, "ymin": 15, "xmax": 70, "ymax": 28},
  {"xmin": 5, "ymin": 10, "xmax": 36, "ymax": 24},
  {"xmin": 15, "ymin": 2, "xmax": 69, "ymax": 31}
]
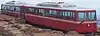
[
  {"xmin": 78, "ymin": 12, "xmax": 86, "ymax": 21},
  {"xmin": 78, "ymin": 12, "xmax": 96, "ymax": 21},
  {"xmin": 88, "ymin": 12, "xmax": 95, "ymax": 20}
]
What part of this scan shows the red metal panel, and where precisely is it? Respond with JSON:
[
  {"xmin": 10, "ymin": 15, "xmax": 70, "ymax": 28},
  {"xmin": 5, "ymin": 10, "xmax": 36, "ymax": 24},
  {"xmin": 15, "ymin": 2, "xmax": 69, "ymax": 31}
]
[
  {"xmin": 7, "ymin": 12, "xmax": 19, "ymax": 17},
  {"xmin": 25, "ymin": 14, "xmax": 97, "ymax": 33},
  {"xmin": 26, "ymin": 14, "xmax": 77, "ymax": 30},
  {"xmin": 75, "ymin": 23, "xmax": 97, "ymax": 33}
]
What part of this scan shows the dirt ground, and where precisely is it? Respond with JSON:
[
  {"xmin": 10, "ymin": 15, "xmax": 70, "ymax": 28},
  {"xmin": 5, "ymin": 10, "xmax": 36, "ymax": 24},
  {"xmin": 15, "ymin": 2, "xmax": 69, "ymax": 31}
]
[{"xmin": 0, "ymin": 14, "xmax": 100, "ymax": 36}]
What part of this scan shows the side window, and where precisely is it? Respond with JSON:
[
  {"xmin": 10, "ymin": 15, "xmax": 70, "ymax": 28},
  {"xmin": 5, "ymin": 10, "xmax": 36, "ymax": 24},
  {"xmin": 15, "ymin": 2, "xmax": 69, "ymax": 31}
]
[
  {"xmin": 65, "ymin": 12, "xmax": 74, "ymax": 19},
  {"xmin": 59, "ymin": 11, "xmax": 75, "ymax": 20},
  {"xmin": 78, "ymin": 12, "xmax": 86, "ymax": 21},
  {"xmin": 65, "ymin": 12, "xmax": 68, "ymax": 16},
  {"xmin": 5, "ymin": 6, "xmax": 9, "ymax": 12},
  {"xmin": 9, "ymin": 6, "xmax": 14, "ymax": 11},
  {"xmin": 88, "ymin": 12, "xmax": 95, "ymax": 20},
  {"xmin": 67, "ymin": 12, "xmax": 70, "ymax": 16},
  {"xmin": 70, "ymin": 12, "xmax": 74, "ymax": 18},
  {"xmin": 15, "ymin": 7, "xmax": 20, "ymax": 12},
  {"xmin": 6, "ymin": 6, "xmax": 10, "ymax": 10},
  {"xmin": 28, "ymin": 8, "xmax": 34, "ymax": 13},
  {"xmin": 35, "ymin": 8, "xmax": 39, "ymax": 14},
  {"xmin": 60, "ymin": 12, "xmax": 65, "ymax": 16},
  {"xmin": 23, "ymin": 7, "xmax": 30, "ymax": 13},
  {"xmin": 2, "ymin": 5, "xmax": 6, "ymax": 10},
  {"xmin": 5, "ymin": 6, "xmax": 8, "ymax": 10},
  {"xmin": 39, "ymin": 9, "xmax": 44, "ymax": 12},
  {"xmin": 44, "ymin": 9, "xmax": 49, "ymax": 16},
  {"xmin": 49, "ymin": 10, "xmax": 57, "ymax": 15},
  {"xmin": 39, "ymin": 9, "xmax": 44, "ymax": 16},
  {"xmin": 1, "ymin": 5, "xmax": 7, "ymax": 12},
  {"xmin": 1, "ymin": 5, "xmax": 5, "ymax": 9},
  {"xmin": 59, "ymin": 11, "xmax": 64, "ymax": 19}
]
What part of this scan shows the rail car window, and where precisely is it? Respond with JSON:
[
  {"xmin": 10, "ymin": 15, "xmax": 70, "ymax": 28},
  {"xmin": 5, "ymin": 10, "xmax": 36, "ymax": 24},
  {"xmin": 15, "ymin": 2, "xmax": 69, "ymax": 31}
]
[
  {"xmin": 59, "ymin": 12, "xmax": 65, "ymax": 16},
  {"xmin": 5, "ymin": 6, "xmax": 10, "ymax": 11},
  {"xmin": 59, "ymin": 12, "xmax": 64, "ymax": 19},
  {"xmin": 39, "ymin": 9, "xmax": 44, "ymax": 12},
  {"xmin": 15, "ymin": 7, "xmax": 20, "ymax": 12},
  {"xmin": 78, "ymin": 12, "xmax": 86, "ymax": 21},
  {"xmin": 70, "ymin": 12, "xmax": 74, "ymax": 18},
  {"xmin": 6, "ymin": 6, "xmax": 9, "ymax": 10},
  {"xmin": 1, "ymin": 5, "xmax": 5, "ymax": 10},
  {"xmin": 7, "ymin": 6, "xmax": 11, "ymax": 11},
  {"xmin": 6, "ymin": 6, "xmax": 8, "ymax": 10},
  {"xmin": 9, "ymin": 6, "xmax": 14, "ymax": 11},
  {"xmin": 22, "ymin": 7, "xmax": 29, "ymax": 13},
  {"xmin": 48, "ymin": 10, "xmax": 57, "ymax": 18},
  {"xmin": 28, "ymin": 8, "xmax": 34, "ymax": 12},
  {"xmin": 1, "ymin": 5, "xmax": 7, "ymax": 12},
  {"xmin": 44, "ymin": 9, "xmax": 50, "ymax": 16},
  {"xmin": 64, "ymin": 12, "xmax": 67, "ymax": 16},
  {"xmin": 49, "ymin": 10, "xmax": 57, "ymax": 15},
  {"xmin": 39, "ymin": 9, "xmax": 45, "ymax": 16},
  {"xmin": 88, "ymin": 12, "xmax": 95, "ymax": 20},
  {"xmin": 39, "ymin": 9, "xmax": 57, "ymax": 17},
  {"xmin": 59, "ymin": 11, "xmax": 74, "ymax": 20},
  {"xmin": 35, "ymin": 8, "xmax": 39, "ymax": 14},
  {"xmin": 66, "ymin": 12, "xmax": 74, "ymax": 17},
  {"xmin": 1, "ymin": 5, "xmax": 6, "ymax": 10},
  {"xmin": 67, "ymin": 12, "xmax": 70, "ymax": 16}
]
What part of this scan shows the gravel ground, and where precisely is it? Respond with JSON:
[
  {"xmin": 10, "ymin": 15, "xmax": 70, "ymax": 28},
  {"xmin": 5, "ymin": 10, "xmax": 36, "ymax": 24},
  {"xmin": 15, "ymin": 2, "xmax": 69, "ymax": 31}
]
[{"xmin": 0, "ymin": 14, "xmax": 99, "ymax": 36}]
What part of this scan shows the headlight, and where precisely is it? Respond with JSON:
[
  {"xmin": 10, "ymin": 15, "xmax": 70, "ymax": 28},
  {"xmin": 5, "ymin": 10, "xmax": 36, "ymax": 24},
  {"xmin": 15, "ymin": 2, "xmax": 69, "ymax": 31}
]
[{"xmin": 88, "ymin": 24, "xmax": 90, "ymax": 27}]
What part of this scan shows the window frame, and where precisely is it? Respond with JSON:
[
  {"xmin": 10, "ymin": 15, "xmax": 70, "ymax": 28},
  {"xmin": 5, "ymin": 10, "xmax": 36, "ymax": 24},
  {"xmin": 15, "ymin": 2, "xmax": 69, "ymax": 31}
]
[
  {"xmin": 78, "ymin": 12, "xmax": 87, "ymax": 21},
  {"xmin": 88, "ymin": 12, "xmax": 95, "ymax": 20},
  {"xmin": 28, "ymin": 7, "xmax": 34, "ymax": 13},
  {"xmin": 14, "ymin": 6, "xmax": 20, "ymax": 12},
  {"xmin": 35, "ymin": 8, "xmax": 39, "ymax": 14},
  {"xmin": 49, "ymin": 10, "xmax": 57, "ymax": 15},
  {"xmin": 59, "ymin": 11, "xmax": 75, "ymax": 20}
]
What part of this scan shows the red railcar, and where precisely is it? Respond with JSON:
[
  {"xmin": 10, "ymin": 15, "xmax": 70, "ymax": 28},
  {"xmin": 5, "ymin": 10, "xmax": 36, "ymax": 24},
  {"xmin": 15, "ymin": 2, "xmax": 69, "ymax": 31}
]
[{"xmin": 1, "ymin": 1, "xmax": 97, "ymax": 33}]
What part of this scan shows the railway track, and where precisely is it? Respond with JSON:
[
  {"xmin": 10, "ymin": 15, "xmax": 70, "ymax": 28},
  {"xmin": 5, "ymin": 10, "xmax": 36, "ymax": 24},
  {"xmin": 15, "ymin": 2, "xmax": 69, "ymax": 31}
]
[{"xmin": 0, "ymin": 14, "xmax": 100, "ymax": 36}]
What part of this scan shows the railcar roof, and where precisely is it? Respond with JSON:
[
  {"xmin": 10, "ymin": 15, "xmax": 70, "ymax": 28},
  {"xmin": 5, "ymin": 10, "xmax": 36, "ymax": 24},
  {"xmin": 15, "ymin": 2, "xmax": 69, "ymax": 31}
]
[
  {"xmin": 26, "ymin": 5, "xmax": 95, "ymax": 11},
  {"xmin": 3, "ymin": 1, "xmax": 29, "ymax": 6},
  {"xmin": 3, "ymin": 1, "xmax": 96, "ymax": 11}
]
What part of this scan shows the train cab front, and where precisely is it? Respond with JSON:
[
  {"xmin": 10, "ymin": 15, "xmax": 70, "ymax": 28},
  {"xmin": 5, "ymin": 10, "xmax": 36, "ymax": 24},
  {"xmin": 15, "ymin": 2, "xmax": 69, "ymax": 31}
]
[{"xmin": 75, "ymin": 9, "xmax": 97, "ymax": 33}]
